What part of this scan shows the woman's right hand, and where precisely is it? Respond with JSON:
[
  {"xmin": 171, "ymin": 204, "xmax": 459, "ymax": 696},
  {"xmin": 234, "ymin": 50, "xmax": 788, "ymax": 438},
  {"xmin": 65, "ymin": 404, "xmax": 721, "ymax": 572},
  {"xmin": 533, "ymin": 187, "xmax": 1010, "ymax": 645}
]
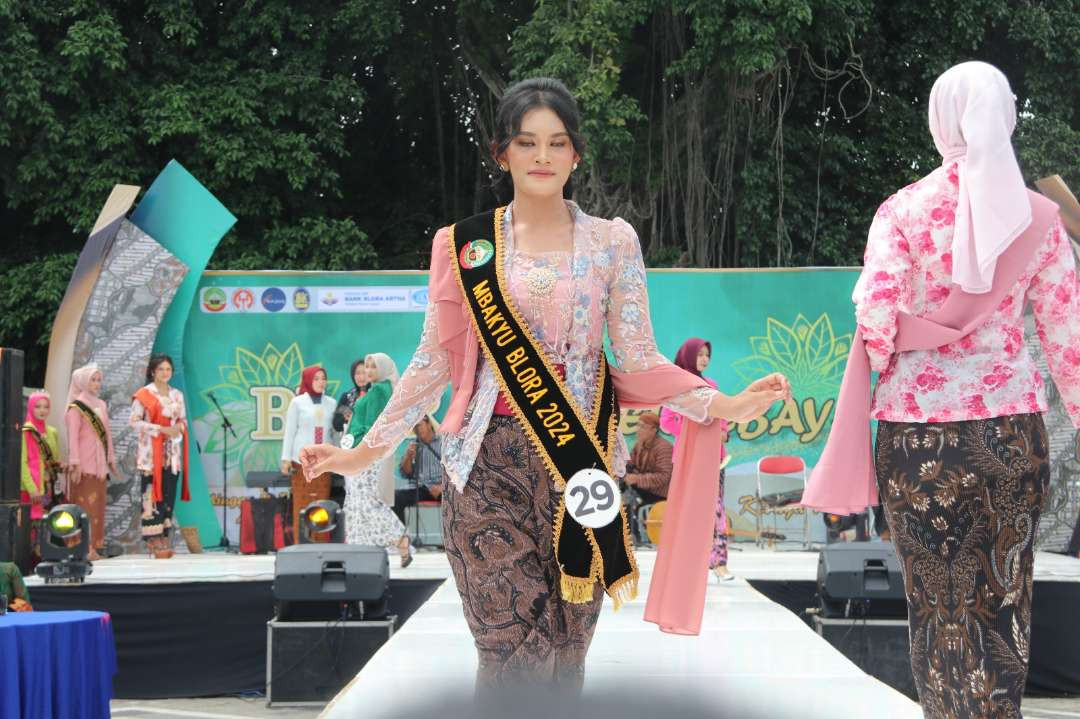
[
  {"xmin": 280, "ymin": 460, "xmax": 293, "ymax": 476},
  {"xmin": 709, "ymin": 373, "xmax": 790, "ymax": 423},
  {"xmin": 727, "ymin": 388, "xmax": 786, "ymax": 423},
  {"xmin": 300, "ymin": 443, "xmax": 377, "ymax": 480}
]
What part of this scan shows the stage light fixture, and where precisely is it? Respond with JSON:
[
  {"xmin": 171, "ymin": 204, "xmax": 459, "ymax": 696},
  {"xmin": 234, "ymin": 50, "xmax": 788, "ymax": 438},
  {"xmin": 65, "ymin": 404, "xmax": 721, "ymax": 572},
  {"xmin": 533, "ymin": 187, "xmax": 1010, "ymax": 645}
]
[
  {"xmin": 300, "ymin": 499, "xmax": 344, "ymax": 544},
  {"xmin": 35, "ymin": 504, "xmax": 93, "ymax": 584}
]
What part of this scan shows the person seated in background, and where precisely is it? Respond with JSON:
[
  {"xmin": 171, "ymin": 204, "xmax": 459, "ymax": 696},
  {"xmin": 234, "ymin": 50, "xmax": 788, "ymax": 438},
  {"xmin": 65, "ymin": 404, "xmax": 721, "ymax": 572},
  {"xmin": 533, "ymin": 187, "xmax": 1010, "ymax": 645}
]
[
  {"xmin": 0, "ymin": 561, "xmax": 32, "ymax": 612},
  {"xmin": 623, "ymin": 412, "xmax": 674, "ymax": 542},
  {"xmin": 393, "ymin": 415, "xmax": 443, "ymax": 525}
]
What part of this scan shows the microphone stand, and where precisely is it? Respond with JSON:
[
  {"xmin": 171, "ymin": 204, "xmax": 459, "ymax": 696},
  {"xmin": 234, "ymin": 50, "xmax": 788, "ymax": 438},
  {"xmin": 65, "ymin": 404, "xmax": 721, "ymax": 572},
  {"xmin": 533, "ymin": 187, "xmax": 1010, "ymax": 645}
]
[{"xmin": 207, "ymin": 391, "xmax": 239, "ymax": 553}]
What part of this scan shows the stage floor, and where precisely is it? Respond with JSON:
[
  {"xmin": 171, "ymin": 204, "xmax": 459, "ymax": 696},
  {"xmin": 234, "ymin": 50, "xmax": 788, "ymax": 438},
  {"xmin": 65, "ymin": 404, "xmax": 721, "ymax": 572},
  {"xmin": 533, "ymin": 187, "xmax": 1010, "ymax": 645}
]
[
  {"xmin": 321, "ymin": 548, "xmax": 925, "ymax": 719},
  {"xmin": 25, "ymin": 545, "xmax": 1080, "ymax": 717},
  {"xmin": 25, "ymin": 544, "xmax": 1080, "ymax": 586}
]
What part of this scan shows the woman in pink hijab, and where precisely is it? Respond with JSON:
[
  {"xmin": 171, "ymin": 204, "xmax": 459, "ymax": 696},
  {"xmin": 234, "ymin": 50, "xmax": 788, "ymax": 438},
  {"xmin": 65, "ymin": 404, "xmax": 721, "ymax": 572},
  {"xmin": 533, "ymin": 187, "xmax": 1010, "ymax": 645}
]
[
  {"xmin": 66, "ymin": 364, "xmax": 117, "ymax": 561},
  {"xmin": 833, "ymin": 62, "xmax": 1078, "ymax": 718},
  {"xmin": 20, "ymin": 392, "xmax": 63, "ymax": 563},
  {"xmin": 660, "ymin": 338, "xmax": 733, "ymax": 582}
]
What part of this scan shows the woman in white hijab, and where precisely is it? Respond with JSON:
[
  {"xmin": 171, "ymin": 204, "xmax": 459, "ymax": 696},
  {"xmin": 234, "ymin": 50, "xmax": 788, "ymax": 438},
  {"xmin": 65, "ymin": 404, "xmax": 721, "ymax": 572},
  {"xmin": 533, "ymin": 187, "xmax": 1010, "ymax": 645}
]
[
  {"xmin": 340, "ymin": 353, "xmax": 413, "ymax": 566},
  {"xmin": 850, "ymin": 62, "xmax": 1077, "ymax": 718}
]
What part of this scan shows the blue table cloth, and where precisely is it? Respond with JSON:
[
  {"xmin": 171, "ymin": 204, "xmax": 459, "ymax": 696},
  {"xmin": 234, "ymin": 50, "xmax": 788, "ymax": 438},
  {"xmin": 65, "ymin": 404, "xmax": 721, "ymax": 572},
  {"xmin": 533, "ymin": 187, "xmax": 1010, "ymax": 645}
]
[{"xmin": 0, "ymin": 610, "xmax": 116, "ymax": 719}]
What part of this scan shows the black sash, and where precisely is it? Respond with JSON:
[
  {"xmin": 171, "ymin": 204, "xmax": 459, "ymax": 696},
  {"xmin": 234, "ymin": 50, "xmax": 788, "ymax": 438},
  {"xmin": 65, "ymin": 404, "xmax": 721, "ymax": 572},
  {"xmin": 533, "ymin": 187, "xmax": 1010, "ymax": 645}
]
[
  {"xmin": 23, "ymin": 424, "xmax": 60, "ymax": 485},
  {"xmin": 450, "ymin": 207, "xmax": 638, "ymax": 607},
  {"xmin": 69, "ymin": 401, "xmax": 110, "ymax": 462}
]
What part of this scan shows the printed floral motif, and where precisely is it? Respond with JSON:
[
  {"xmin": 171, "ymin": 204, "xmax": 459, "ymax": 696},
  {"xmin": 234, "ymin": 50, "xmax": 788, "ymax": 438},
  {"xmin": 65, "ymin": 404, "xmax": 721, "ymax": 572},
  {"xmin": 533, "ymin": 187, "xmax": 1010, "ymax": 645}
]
[
  {"xmin": 130, "ymin": 384, "xmax": 186, "ymax": 475},
  {"xmin": 854, "ymin": 163, "xmax": 1080, "ymax": 425}
]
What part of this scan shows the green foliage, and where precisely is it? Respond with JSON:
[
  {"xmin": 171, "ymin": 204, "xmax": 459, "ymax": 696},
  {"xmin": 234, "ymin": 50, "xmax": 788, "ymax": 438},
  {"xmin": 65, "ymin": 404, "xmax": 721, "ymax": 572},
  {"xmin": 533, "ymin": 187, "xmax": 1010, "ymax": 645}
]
[
  {"xmin": 1, "ymin": 0, "xmax": 1078, "ymax": 385},
  {"xmin": 0, "ymin": 0, "xmax": 399, "ymax": 263},
  {"xmin": 0, "ymin": 254, "xmax": 78, "ymax": 384}
]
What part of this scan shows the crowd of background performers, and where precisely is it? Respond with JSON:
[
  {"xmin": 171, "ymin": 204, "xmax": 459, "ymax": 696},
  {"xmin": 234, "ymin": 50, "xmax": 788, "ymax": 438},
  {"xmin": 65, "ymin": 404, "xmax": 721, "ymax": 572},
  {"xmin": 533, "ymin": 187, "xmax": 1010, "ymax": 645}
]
[
  {"xmin": 17, "ymin": 355, "xmax": 191, "ymax": 566},
  {"xmin": 280, "ymin": 343, "xmax": 732, "ymax": 573},
  {"xmin": 7, "ymin": 334, "xmax": 736, "ymax": 611}
]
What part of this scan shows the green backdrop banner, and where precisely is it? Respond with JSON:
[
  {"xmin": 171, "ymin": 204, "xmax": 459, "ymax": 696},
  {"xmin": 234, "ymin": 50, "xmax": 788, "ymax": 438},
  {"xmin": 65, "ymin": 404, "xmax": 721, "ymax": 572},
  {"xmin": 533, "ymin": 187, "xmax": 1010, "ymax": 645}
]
[{"xmin": 183, "ymin": 267, "xmax": 860, "ymax": 544}]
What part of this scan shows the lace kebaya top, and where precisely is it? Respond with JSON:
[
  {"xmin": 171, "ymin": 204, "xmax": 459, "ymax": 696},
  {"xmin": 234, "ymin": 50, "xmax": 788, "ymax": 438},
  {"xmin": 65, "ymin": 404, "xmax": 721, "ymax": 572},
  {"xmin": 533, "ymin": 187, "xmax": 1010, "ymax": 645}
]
[{"xmin": 361, "ymin": 201, "xmax": 719, "ymax": 489}]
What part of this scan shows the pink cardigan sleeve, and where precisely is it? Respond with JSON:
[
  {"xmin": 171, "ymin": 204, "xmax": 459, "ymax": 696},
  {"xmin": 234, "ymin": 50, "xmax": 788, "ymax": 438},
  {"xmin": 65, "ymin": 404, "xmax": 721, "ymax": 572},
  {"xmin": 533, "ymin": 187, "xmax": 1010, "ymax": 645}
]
[
  {"xmin": 853, "ymin": 199, "xmax": 914, "ymax": 373},
  {"xmin": 65, "ymin": 407, "xmax": 83, "ymax": 467},
  {"xmin": 1028, "ymin": 217, "xmax": 1080, "ymax": 426}
]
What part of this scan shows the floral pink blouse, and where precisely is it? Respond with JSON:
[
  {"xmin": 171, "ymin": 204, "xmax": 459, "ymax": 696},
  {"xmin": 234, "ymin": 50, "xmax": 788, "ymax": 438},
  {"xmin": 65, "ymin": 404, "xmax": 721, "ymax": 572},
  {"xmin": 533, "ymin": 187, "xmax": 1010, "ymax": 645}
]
[
  {"xmin": 129, "ymin": 384, "xmax": 187, "ymax": 476},
  {"xmin": 855, "ymin": 162, "xmax": 1080, "ymax": 426},
  {"xmin": 363, "ymin": 201, "xmax": 718, "ymax": 490}
]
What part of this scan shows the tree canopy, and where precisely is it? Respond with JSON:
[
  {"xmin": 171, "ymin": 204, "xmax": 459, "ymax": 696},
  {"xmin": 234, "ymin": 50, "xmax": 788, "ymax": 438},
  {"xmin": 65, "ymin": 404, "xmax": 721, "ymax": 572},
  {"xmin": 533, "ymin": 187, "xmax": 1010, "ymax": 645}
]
[{"xmin": 2, "ymin": 0, "xmax": 1077, "ymax": 383}]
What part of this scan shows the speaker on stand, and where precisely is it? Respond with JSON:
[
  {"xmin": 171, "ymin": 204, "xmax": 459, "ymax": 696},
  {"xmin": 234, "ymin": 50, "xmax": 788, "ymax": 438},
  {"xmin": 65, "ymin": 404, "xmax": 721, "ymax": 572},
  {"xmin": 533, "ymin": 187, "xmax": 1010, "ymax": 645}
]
[{"xmin": 0, "ymin": 349, "xmax": 31, "ymax": 573}]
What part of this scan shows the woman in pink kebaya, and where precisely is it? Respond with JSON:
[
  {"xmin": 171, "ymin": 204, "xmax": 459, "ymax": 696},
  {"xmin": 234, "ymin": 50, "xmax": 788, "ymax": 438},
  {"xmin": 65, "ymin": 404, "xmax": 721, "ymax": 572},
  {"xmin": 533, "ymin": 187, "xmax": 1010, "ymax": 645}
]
[{"xmin": 300, "ymin": 77, "xmax": 789, "ymax": 689}]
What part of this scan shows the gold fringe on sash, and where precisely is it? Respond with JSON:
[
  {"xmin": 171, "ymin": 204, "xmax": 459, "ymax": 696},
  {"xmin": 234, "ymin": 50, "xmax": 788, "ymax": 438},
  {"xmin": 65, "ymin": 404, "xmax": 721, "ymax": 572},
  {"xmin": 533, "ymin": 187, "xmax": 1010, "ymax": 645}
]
[{"xmin": 560, "ymin": 573, "xmax": 599, "ymax": 605}]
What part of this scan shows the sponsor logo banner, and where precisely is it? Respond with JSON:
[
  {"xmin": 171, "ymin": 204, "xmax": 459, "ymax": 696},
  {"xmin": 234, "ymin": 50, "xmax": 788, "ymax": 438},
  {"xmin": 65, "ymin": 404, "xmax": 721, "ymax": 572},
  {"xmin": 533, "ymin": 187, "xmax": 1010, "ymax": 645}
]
[{"xmin": 199, "ymin": 286, "xmax": 426, "ymax": 313}]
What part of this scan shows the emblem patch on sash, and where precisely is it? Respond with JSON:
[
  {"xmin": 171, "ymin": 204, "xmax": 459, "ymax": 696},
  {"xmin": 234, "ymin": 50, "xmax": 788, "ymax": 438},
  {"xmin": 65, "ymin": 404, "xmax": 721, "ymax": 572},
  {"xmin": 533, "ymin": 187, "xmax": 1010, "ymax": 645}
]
[{"xmin": 459, "ymin": 239, "xmax": 494, "ymax": 269}]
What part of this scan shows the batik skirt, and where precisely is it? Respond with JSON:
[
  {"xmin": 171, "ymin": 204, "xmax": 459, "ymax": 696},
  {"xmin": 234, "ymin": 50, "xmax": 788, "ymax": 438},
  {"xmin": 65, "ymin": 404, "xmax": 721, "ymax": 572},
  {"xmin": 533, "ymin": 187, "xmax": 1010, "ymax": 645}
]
[
  {"xmin": 875, "ymin": 413, "xmax": 1049, "ymax": 719},
  {"xmin": 141, "ymin": 469, "xmax": 179, "ymax": 539},
  {"xmin": 442, "ymin": 415, "xmax": 604, "ymax": 690}
]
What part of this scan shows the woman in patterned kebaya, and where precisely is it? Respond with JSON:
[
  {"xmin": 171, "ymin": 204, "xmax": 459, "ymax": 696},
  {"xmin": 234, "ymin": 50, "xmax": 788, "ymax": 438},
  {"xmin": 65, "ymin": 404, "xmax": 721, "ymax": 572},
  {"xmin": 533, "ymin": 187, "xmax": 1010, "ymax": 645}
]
[
  {"xmin": 130, "ymin": 354, "xmax": 190, "ymax": 559},
  {"xmin": 301, "ymin": 77, "xmax": 788, "ymax": 689},
  {"xmin": 809, "ymin": 62, "xmax": 1079, "ymax": 719}
]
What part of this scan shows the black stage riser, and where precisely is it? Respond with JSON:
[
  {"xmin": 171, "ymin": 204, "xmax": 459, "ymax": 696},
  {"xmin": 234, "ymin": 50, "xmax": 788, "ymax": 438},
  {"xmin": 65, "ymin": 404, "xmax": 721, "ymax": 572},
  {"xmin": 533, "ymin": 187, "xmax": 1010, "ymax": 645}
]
[
  {"xmin": 0, "ymin": 348, "xmax": 24, "ymax": 503},
  {"xmin": 30, "ymin": 578, "xmax": 441, "ymax": 699},
  {"xmin": 0, "ymin": 503, "xmax": 32, "ymax": 574},
  {"xmin": 748, "ymin": 579, "xmax": 1080, "ymax": 697}
]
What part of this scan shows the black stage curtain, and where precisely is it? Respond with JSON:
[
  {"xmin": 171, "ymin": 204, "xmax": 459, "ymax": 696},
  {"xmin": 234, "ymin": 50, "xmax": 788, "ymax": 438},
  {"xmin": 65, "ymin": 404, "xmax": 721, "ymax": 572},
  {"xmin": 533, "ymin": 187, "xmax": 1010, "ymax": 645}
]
[
  {"xmin": 32, "ymin": 578, "xmax": 441, "ymax": 699},
  {"xmin": 748, "ymin": 578, "xmax": 1080, "ymax": 697},
  {"xmin": 1028, "ymin": 580, "xmax": 1080, "ymax": 695}
]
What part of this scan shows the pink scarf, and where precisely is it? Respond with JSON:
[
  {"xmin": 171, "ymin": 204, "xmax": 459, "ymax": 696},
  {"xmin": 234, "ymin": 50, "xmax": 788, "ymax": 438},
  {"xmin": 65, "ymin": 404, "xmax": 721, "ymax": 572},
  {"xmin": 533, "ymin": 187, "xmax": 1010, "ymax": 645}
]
[
  {"xmin": 802, "ymin": 191, "xmax": 1059, "ymax": 515},
  {"xmin": 23, "ymin": 392, "xmax": 50, "ymax": 493},
  {"xmin": 67, "ymin": 364, "xmax": 105, "ymax": 413},
  {"xmin": 613, "ymin": 366, "xmax": 728, "ymax": 635},
  {"xmin": 929, "ymin": 62, "xmax": 1031, "ymax": 294}
]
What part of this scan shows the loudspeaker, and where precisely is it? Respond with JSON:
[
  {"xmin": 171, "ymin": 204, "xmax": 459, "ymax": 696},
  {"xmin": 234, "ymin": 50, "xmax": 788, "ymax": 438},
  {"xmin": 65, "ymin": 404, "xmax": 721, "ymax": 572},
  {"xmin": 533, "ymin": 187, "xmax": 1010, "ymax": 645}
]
[
  {"xmin": 266, "ymin": 618, "xmax": 395, "ymax": 704},
  {"xmin": 272, "ymin": 544, "xmax": 389, "ymax": 621},
  {"xmin": 0, "ymin": 348, "xmax": 25, "ymax": 502},
  {"xmin": 0, "ymin": 502, "xmax": 31, "ymax": 573},
  {"xmin": 813, "ymin": 616, "xmax": 917, "ymax": 699},
  {"xmin": 817, "ymin": 542, "xmax": 906, "ymax": 618}
]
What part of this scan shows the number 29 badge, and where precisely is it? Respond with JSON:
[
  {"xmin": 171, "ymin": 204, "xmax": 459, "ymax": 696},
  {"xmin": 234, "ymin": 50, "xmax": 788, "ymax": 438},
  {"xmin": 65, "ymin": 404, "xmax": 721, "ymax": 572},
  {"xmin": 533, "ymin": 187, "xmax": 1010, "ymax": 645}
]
[{"xmin": 563, "ymin": 468, "xmax": 620, "ymax": 529}]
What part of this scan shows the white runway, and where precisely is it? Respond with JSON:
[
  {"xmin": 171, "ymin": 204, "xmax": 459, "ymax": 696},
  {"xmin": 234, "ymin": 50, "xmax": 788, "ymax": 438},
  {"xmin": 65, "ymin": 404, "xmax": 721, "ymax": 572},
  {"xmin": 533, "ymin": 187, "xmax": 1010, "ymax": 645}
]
[{"xmin": 320, "ymin": 549, "xmax": 927, "ymax": 719}]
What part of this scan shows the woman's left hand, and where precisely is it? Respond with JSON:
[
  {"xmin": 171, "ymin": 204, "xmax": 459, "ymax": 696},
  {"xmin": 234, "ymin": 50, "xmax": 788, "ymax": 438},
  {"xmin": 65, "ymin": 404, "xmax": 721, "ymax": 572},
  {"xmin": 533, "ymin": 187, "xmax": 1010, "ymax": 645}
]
[{"xmin": 746, "ymin": 372, "xmax": 791, "ymax": 400}]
